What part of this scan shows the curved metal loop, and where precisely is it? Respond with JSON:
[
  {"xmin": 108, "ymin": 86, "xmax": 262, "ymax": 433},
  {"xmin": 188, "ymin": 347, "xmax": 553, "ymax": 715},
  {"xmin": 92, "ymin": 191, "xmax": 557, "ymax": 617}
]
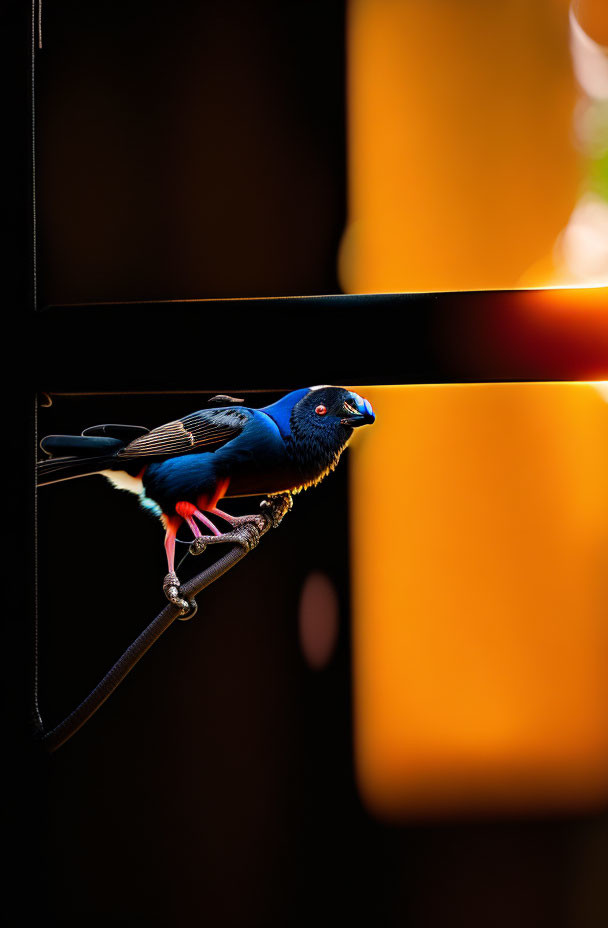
[{"xmin": 177, "ymin": 599, "xmax": 198, "ymax": 622}]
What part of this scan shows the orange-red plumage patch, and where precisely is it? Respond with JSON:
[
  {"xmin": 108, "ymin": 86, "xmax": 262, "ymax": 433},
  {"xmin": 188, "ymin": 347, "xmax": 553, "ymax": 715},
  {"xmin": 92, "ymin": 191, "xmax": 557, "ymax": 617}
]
[{"xmin": 175, "ymin": 501, "xmax": 197, "ymax": 519}]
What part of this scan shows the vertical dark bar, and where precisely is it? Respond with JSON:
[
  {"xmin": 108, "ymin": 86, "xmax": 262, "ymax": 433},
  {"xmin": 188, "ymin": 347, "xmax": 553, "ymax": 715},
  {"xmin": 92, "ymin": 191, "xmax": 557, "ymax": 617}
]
[{"xmin": 4, "ymin": 0, "xmax": 50, "ymax": 922}]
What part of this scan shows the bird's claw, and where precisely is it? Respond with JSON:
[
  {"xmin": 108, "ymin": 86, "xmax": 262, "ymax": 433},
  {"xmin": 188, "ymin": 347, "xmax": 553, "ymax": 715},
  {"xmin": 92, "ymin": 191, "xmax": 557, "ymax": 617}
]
[
  {"xmin": 189, "ymin": 536, "xmax": 209, "ymax": 556},
  {"xmin": 164, "ymin": 495, "xmax": 293, "ymax": 618},
  {"xmin": 224, "ymin": 521, "xmax": 263, "ymax": 551},
  {"xmin": 187, "ymin": 495, "xmax": 291, "ymax": 557},
  {"xmin": 190, "ymin": 520, "xmax": 264, "ymax": 554},
  {"xmin": 261, "ymin": 492, "xmax": 292, "ymax": 528},
  {"xmin": 163, "ymin": 572, "xmax": 198, "ymax": 620}
]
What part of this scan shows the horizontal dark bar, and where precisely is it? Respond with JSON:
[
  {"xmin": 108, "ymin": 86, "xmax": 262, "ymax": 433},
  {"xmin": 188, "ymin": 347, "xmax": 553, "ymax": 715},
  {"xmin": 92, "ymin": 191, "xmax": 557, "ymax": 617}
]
[{"xmin": 35, "ymin": 289, "xmax": 607, "ymax": 391}]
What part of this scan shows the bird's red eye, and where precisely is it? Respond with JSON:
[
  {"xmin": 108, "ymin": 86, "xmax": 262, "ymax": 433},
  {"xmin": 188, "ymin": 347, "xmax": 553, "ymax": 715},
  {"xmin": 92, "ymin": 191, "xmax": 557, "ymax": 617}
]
[{"xmin": 315, "ymin": 404, "xmax": 327, "ymax": 415}]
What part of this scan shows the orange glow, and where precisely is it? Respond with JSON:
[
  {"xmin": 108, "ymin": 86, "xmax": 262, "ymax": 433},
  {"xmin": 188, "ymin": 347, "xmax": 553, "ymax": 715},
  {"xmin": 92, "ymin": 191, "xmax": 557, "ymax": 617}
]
[
  {"xmin": 350, "ymin": 384, "xmax": 608, "ymax": 817},
  {"xmin": 522, "ymin": 285, "xmax": 608, "ymax": 313},
  {"xmin": 341, "ymin": 0, "xmax": 582, "ymax": 292},
  {"xmin": 489, "ymin": 287, "xmax": 608, "ymax": 383},
  {"xmin": 573, "ymin": 0, "xmax": 608, "ymax": 46}
]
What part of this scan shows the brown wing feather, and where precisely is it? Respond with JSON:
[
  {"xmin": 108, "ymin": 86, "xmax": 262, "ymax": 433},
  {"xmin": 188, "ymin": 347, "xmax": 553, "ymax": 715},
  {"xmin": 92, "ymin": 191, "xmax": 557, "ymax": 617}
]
[{"xmin": 117, "ymin": 408, "xmax": 249, "ymax": 459}]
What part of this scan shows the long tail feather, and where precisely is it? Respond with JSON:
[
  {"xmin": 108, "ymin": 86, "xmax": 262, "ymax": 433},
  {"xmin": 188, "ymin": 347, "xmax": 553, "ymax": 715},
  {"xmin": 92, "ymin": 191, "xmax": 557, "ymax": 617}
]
[{"xmin": 37, "ymin": 454, "xmax": 118, "ymax": 486}]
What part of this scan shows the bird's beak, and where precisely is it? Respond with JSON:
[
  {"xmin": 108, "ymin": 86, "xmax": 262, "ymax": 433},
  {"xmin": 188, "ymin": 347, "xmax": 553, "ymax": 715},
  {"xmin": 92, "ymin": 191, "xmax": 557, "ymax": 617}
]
[{"xmin": 340, "ymin": 394, "xmax": 375, "ymax": 427}]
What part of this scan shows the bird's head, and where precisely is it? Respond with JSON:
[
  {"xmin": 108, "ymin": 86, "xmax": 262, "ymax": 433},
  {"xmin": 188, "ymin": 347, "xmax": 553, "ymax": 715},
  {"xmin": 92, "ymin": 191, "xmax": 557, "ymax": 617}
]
[
  {"xmin": 261, "ymin": 384, "xmax": 375, "ymax": 448},
  {"xmin": 292, "ymin": 386, "xmax": 375, "ymax": 433},
  {"xmin": 286, "ymin": 386, "xmax": 375, "ymax": 484},
  {"xmin": 262, "ymin": 386, "xmax": 375, "ymax": 490}
]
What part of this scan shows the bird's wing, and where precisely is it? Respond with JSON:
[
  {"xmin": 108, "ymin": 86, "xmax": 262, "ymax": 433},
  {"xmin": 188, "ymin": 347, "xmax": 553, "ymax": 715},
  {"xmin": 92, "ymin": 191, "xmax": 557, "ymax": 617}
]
[{"xmin": 116, "ymin": 407, "xmax": 250, "ymax": 460}]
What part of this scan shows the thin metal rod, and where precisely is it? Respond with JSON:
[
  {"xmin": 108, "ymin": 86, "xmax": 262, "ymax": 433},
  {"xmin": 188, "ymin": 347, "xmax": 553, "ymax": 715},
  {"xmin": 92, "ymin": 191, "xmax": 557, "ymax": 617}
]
[
  {"xmin": 42, "ymin": 544, "xmax": 249, "ymax": 752},
  {"xmin": 40, "ymin": 497, "xmax": 290, "ymax": 752}
]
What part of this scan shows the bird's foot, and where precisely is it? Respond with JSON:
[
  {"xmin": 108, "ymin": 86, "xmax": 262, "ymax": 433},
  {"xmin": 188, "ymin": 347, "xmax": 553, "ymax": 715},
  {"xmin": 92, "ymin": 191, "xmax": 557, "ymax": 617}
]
[
  {"xmin": 163, "ymin": 572, "xmax": 198, "ymax": 620},
  {"xmin": 187, "ymin": 494, "xmax": 292, "ymax": 556},
  {"xmin": 188, "ymin": 536, "xmax": 214, "ymax": 556},
  {"xmin": 261, "ymin": 492, "xmax": 293, "ymax": 527},
  {"xmin": 188, "ymin": 518, "xmax": 265, "ymax": 556}
]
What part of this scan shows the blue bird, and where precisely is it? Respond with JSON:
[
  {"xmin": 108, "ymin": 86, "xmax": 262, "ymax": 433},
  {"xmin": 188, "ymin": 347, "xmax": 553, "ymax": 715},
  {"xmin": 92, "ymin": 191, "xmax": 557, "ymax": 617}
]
[{"xmin": 38, "ymin": 386, "xmax": 375, "ymax": 604}]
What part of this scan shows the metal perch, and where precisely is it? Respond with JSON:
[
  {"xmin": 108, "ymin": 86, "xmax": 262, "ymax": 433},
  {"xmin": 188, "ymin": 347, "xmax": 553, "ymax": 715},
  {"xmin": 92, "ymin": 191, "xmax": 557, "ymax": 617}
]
[{"xmin": 38, "ymin": 493, "xmax": 293, "ymax": 752}]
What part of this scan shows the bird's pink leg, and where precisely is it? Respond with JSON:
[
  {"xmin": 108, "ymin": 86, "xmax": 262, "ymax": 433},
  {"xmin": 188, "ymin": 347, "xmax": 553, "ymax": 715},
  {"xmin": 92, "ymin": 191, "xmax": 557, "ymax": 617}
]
[
  {"xmin": 175, "ymin": 500, "xmax": 222, "ymax": 537},
  {"xmin": 206, "ymin": 506, "xmax": 244, "ymax": 527},
  {"xmin": 206, "ymin": 494, "xmax": 294, "ymax": 532},
  {"xmin": 163, "ymin": 515, "xmax": 182, "ymax": 574},
  {"xmin": 186, "ymin": 517, "xmax": 202, "ymax": 538},
  {"xmin": 194, "ymin": 478, "xmax": 232, "ymax": 526},
  {"xmin": 192, "ymin": 510, "xmax": 222, "ymax": 536},
  {"xmin": 207, "ymin": 504, "xmax": 280, "ymax": 528},
  {"xmin": 188, "ymin": 493, "xmax": 294, "ymax": 559},
  {"xmin": 161, "ymin": 512, "xmax": 196, "ymax": 616}
]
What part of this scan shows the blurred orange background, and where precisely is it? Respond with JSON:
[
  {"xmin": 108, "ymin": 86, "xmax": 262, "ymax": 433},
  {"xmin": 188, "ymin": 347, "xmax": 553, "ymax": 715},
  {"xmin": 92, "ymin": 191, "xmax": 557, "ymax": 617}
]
[
  {"xmin": 350, "ymin": 381, "xmax": 608, "ymax": 819},
  {"xmin": 344, "ymin": 0, "xmax": 608, "ymax": 819},
  {"xmin": 340, "ymin": 0, "xmax": 608, "ymax": 292},
  {"xmin": 350, "ymin": 383, "xmax": 608, "ymax": 817}
]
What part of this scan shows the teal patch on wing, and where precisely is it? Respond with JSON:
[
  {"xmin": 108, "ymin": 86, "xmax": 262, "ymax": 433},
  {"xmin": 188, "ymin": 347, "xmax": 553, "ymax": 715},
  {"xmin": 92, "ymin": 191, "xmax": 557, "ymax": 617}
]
[{"xmin": 139, "ymin": 492, "xmax": 163, "ymax": 517}]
